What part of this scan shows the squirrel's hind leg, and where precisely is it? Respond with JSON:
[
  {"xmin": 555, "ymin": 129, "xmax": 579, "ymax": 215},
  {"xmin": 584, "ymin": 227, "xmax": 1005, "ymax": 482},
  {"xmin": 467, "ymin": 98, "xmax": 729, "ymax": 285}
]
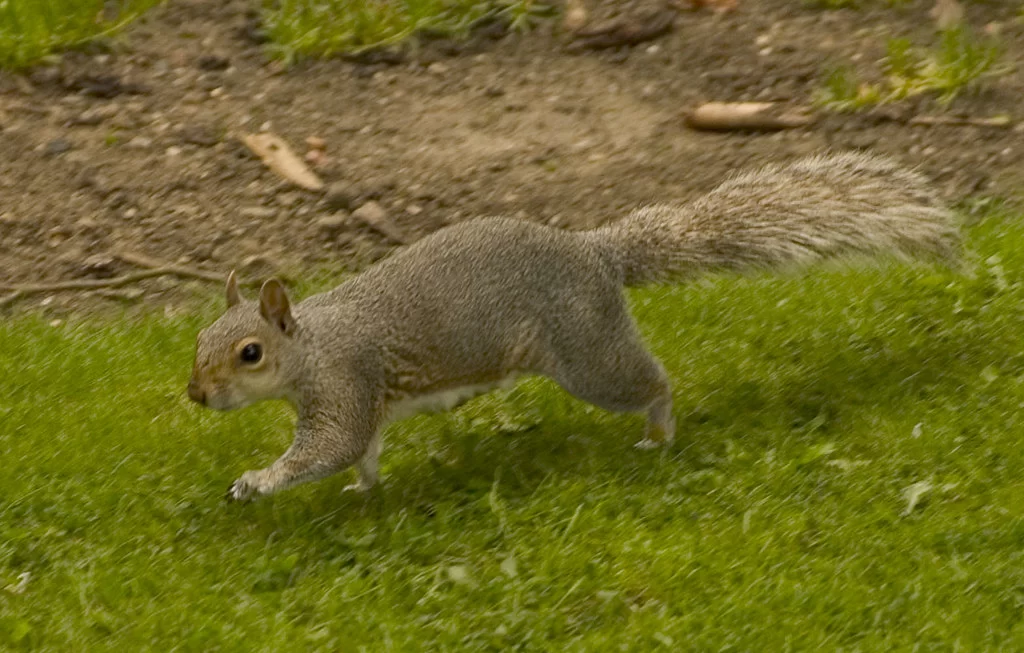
[
  {"xmin": 635, "ymin": 387, "xmax": 675, "ymax": 450},
  {"xmin": 344, "ymin": 432, "xmax": 382, "ymax": 493},
  {"xmin": 542, "ymin": 329, "xmax": 676, "ymax": 449}
]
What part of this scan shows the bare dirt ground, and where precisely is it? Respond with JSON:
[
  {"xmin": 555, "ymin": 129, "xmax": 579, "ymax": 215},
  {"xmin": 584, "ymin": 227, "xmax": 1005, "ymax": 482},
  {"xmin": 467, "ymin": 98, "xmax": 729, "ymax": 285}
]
[{"xmin": 1, "ymin": 0, "xmax": 1022, "ymax": 311}]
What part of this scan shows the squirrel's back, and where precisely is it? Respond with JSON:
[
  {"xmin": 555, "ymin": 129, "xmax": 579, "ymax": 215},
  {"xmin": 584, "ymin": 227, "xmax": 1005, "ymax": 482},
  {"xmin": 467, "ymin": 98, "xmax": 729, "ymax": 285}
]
[
  {"xmin": 301, "ymin": 151, "xmax": 958, "ymax": 359},
  {"xmin": 302, "ymin": 218, "xmax": 623, "ymax": 387}
]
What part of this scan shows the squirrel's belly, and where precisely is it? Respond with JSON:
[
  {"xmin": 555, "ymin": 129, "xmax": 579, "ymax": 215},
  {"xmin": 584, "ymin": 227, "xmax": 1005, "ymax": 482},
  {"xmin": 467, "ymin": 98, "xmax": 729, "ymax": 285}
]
[{"xmin": 385, "ymin": 376, "xmax": 520, "ymax": 423}]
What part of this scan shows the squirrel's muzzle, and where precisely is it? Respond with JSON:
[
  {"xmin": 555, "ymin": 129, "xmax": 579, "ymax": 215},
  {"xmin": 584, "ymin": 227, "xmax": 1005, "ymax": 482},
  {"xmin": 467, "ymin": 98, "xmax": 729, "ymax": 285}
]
[{"xmin": 187, "ymin": 378, "xmax": 206, "ymax": 405}]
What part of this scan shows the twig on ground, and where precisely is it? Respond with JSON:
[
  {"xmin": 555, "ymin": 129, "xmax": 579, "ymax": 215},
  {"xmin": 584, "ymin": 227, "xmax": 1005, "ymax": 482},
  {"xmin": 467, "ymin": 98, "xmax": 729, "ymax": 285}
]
[
  {"xmin": 908, "ymin": 115, "xmax": 1013, "ymax": 128},
  {"xmin": 114, "ymin": 251, "xmax": 225, "ymax": 282},
  {"xmin": 0, "ymin": 270, "xmax": 171, "ymax": 295},
  {"xmin": 0, "ymin": 253, "xmax": 227, "ymax": 308}
]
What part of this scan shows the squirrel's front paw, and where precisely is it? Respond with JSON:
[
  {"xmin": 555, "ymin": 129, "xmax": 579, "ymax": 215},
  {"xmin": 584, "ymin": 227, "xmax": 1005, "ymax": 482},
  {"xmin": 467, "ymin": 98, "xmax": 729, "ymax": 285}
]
[
  {"xmin": 227, "ymin": 470, "xmax": 265, "ymax": 502},
  {"xmin": 342, "ymin": 480, "xmax": 374, "ymax": 494}
]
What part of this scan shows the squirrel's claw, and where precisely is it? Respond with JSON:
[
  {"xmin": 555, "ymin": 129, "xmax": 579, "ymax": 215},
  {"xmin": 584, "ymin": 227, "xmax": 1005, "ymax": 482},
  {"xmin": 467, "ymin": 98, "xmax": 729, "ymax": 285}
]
[
  {"xmin": 227, "ymin": 474, "xmax": 260, "ymax": 502},
  {"xmin": 342, "ymin": 481, "xmax": 373, "ymax": 494},
  {"xmin": 635, "ymin": 438, "xmax": 670, "ymax": 450}
]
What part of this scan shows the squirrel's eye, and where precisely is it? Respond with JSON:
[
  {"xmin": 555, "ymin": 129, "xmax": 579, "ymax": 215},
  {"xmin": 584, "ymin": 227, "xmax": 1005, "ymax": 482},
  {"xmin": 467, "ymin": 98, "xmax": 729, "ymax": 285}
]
[{"xmin": 240, "ymin": 343, "xmax": 262, "ymax": 364}]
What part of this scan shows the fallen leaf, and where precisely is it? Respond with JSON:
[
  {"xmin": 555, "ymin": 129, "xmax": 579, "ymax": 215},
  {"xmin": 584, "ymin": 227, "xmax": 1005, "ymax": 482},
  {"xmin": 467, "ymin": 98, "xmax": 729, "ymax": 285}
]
[
  {"xmin": 980, "ymin": 365, "xmax": 1000, "ymax": 385},
  {"xmin": 242, "ymin": 132, "xmax": 324, "ymax": 191},
  {"xmin": 500, "ymin": 556, "xmax": 518, "ymax": 579},
  {"xmin": 446, "ymin": 565, "xmax": 475, "ymax": 587},
  {"xmin": 798, "ymin": 441, "xmax": 836, "ymax": 466},
  {"xmin": 654, "ymin": 633, "xmax": 675, "ymax": 646},
  {"xmin": 902, "ymin": 480, "xmax": 933, "ymax": 516},
  {"xmin": 4, "ymin": 571, "xmax": 31, "ymax": 595}
]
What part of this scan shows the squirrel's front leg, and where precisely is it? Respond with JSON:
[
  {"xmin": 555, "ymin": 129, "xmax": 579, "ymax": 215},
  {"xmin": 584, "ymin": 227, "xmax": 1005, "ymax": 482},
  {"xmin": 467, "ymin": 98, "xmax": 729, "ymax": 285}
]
[{"xmin": 228, "ymin": 405, "xmax": 378, "ymax": 502}]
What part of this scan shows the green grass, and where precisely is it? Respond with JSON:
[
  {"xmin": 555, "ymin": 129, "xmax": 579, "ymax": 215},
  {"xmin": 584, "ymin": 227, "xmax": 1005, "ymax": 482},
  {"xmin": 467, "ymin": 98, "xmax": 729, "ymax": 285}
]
[
  {"xmin": 0, "ymin": 0, "xmax": 159, "ymax": 69},
  {"xmin": 0, "ymin": 0, "xmax": 550, "ymax": 69},
  {"xmin": 816, "ymin": 26, "xmax": 1007, "ymax": 110},
  {"xmin": 261, "ymin": 0, "xmax": 551, "ymax": 64},
  {"xmin": 7, "ymin": 205, "xmax": 1024, "ymax": 649}
]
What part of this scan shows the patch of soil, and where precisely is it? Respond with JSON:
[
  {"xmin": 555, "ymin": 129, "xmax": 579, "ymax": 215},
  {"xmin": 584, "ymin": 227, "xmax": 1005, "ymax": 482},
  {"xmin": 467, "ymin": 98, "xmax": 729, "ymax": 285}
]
[{"xmin": 1, "ymin": 0, "xmax": 1022, "ymax": 312}]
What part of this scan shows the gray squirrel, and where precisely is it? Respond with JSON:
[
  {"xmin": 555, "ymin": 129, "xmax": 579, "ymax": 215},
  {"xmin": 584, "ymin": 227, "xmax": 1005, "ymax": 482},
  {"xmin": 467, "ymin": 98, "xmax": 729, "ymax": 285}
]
[{"xmin": 186, "ymin": 152, "xmax": 960, "ymax": 501}]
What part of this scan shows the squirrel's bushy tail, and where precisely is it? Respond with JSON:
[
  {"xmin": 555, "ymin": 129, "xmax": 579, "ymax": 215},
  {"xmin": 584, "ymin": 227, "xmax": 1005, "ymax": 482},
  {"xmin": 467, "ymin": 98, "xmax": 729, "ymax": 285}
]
[{"xmin": 591, "ymin": 152, "xmax": 961, "ymax": 287}]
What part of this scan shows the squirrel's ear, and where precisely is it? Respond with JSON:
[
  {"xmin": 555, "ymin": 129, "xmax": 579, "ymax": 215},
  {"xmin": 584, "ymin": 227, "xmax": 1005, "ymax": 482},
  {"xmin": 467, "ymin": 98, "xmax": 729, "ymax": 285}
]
[
  {"xmin": 225, "ymin": 270, "xmax": 243, "ymax": 308},
  {"xmin": 259, "ymin": 278, "xmax": 296, "ymax": 335}
]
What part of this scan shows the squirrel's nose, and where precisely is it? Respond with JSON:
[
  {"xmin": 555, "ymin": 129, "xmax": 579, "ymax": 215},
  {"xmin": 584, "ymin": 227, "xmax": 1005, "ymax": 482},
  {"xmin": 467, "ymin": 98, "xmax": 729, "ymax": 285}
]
[{"xmin": 187, "ymin": 379, "xmax": 206, "ymax": 405}]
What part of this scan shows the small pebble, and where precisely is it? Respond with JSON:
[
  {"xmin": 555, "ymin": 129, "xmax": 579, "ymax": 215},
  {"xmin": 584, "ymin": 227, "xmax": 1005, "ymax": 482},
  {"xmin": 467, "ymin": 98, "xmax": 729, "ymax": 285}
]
[
  {"xmin": 126, "ymin": 136, "xmax": 153, "ymax": 150},
  {"xmin": 324, "ymin": 181, "xmax": 358, "ymax": 211},
  {"xmin": 427, "ymin": 62, "xmax": 449, "ymax": 75},
  {"xmin": 316, "ymin": 214, "xmax": 349, "ymax": 238},
  {"xmin": 306, "ymin": 136, "xmax": 326, "ymax": 151},
  {"xmin": 44, "ymin": 139, "xmax": 73, "ymax": 157},
  {"xmin": 197, "ymin": 54, "xmax": 230, "ymax": 71},
  {"xmin": 239, "ymin": 206, "xmax": 278, "ymax": 219}
]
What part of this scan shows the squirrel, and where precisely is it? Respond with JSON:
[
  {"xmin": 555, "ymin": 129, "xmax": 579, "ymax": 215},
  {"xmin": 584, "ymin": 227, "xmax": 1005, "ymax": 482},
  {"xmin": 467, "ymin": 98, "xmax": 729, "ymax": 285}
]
[{"xmin": 187, "ymin": 152, "xmax": 961, "ymax": 502}]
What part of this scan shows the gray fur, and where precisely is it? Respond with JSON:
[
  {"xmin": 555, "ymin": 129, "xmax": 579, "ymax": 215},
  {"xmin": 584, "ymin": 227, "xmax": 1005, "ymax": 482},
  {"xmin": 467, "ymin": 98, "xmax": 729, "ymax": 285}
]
[
  {"xmin": 593, "ymin": 151, "xmax": 960, "ymax": 285},
  {"xmin": 187, "ymin": 152, "xmax": 961, "ymax": 501}
]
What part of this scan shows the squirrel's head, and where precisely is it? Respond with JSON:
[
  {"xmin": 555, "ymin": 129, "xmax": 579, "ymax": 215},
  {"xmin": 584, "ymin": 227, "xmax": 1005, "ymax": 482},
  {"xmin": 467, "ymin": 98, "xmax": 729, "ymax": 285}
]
[{"xmin": 188, "ymin": 271, "xmax": 300, "ymax": 411}]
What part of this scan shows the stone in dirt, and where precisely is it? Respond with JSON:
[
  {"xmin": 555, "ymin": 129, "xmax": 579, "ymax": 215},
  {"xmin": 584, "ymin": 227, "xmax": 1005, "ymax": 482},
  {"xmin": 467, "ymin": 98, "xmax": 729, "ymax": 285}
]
[
  {"xmin": 126, "ymin": 136, "xmax": 154, "ymax": 150},
  {"xmin": 197, "ymin": 54, "xmax": 231, "ymax": 71},
  {"xmin": 316, "ymin": 214, "xmax": 350, "ymax": 238},
  {"xmin": 65, "ymin": 73, "xmax": 149, "ymax": 99},
  {"xmin": 352, "ymin": 201, "xmax": 408, "ymax": 244},
  {"xmin": 43, "ymin": 139, "xmax": 73, "ymax": 157},
  {"xmin": 80, "ymin": 255, "xmax": 118, "ymax": 279},
  {"xmin": 324, "ymin": 180, "xmax": 359, "ymax": 211},
  {"xmin": 427, "ymin": 62, "xmax": 450, "ymax": 76},
  {"xmin": 569, "ymin": 8, "xmax": 676, "ymax": 51},
  {"xmin": 241, "ymin": 254, "xmax": 279, "ymax": 277},
  {"xmin": 240, "ymin": 206, "xmax": 279, "ymax": 220},
  {"xmin": 67, "ymin": 105, "xmax": 118, "ymax": 127},
  {"xmin": 305, "ymin": 136, "xmax": 326, "ymax": 151},
  {"xmin": 276, "ymin": 192, "xmax": 302, "ymax": 208},
  {"xmin": 178, "ymin": 124, "xmax": 221, "ymax": 147}
]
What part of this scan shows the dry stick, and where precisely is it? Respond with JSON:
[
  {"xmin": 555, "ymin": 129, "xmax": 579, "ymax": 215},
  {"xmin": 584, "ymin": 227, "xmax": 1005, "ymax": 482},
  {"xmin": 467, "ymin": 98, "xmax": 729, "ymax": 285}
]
[
  {"xmin": 908, "ymin": 115, "xmax": 1013, "ymax": 128},
  {"xmin": 0, "ymin": 254, "xmax": 227, "ymax": 308},
  {"xmin": 114, "ymin": 251, "xmax": 225, "ymax": 283},
  {"xmin": 0, "ymin": 269, "xmax": 179, "ymax": 295}
]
